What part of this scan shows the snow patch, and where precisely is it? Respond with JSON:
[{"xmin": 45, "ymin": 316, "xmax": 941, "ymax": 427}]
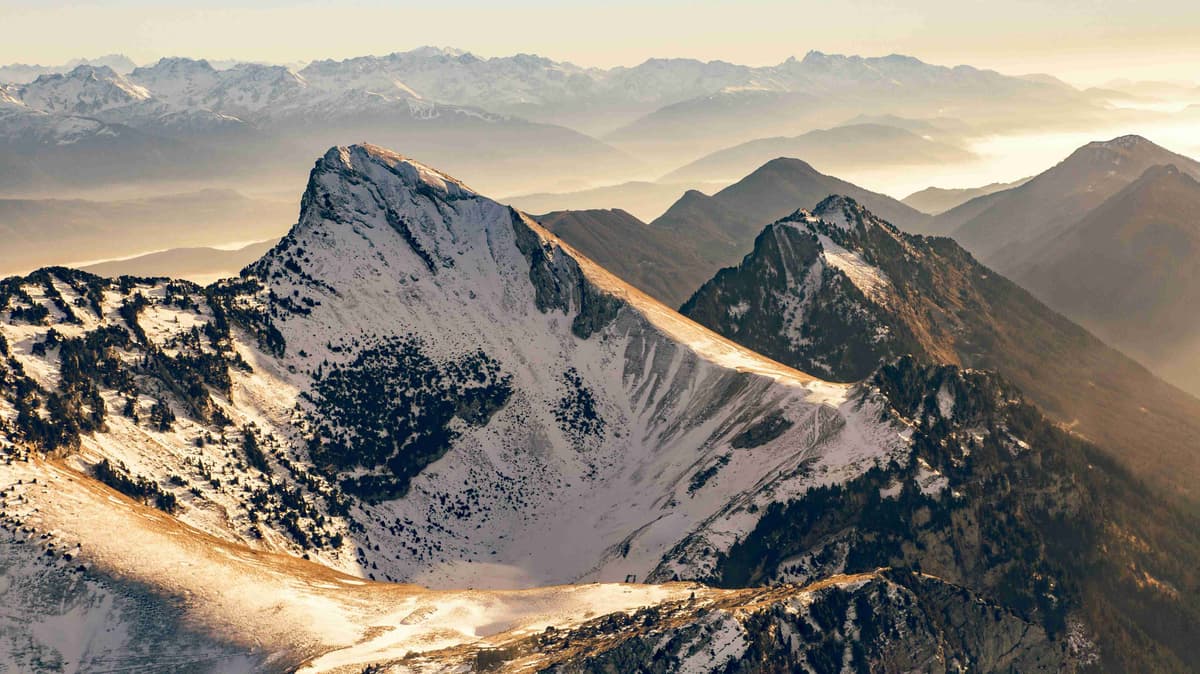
[{"xmin": 817, "ymin": 234, "xmax": 891, "ymax": 302}]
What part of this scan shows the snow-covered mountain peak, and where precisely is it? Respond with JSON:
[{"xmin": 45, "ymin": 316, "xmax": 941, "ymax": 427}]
[
  {"xmin": 326, "ymin": 143, "xmax": 477, "ymax": 197},
  {"xmin": 129, "ymin": 57, "xmax": 221, "ymax": 106},
  {"xmin": 221, "ymin": 144, "xmax": 904, "ymax": 587},
  {"xmin": 19, "ymin": 63, "xmax": 151, "ymax": 115},
  {"xmin": 401, "ymin": 45, "xmax": 472, "ymax": 60},
  {"xmin": 275, "ymin": 143, "xmax": 481, "ymax": 249},
  {"xmin": 810, "ymin": 194, "xmax": 885, "ymax": 232}
]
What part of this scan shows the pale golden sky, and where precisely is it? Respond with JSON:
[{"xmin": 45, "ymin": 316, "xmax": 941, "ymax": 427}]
[{"xmin": 3, "ymin": 0, "xmax": 1198, "ymax": 87}]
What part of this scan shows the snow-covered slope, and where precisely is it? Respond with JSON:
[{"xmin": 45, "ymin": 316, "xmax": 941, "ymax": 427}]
[
  {"xmin": 17, "ymin": 65, "xmax": 150, "ymax": 116},
  {"xmin": 2, "ymin": 458, "xmax": 1062, "ymax": 672},
  {"xmin": 0, "ymin": 145, "xmax": 912, "ymax": 592}
]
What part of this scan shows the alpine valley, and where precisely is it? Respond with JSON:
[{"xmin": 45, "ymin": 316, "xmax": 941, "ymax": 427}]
[{"xmin": 1, "ymin": 143, "xmax": 1198, "ymax": 673}]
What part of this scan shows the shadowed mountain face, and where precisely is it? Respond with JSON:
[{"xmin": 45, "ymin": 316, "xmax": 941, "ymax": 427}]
[
  {"xmin": 651, "ymin": 157, "xmax": 930, "ymax": 268},
  {"xmin": 681, "ymin": 195, "xmax": 1200, "ymax": 511},
  {"xmin": 931, "ymin": 135, "xmax": 1200, "ymax": 256},
  {"xmin": 535, "ymin": 209, "xmax": 713, "ymax": 308},
  {"xmin": 531, "ymin": 158, "xmax": 930, "ymax": 308},
  {"xmin": 0, "ymin": 145, "xmax": 1198, "ymax": 671},
  {"xmin": 1009, "ymin": 165, "xmax": 1200, "ymax": 395}
]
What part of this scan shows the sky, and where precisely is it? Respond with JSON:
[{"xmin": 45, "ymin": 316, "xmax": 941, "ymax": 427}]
[{"xmin": 2, "ymin": 0, "xmax": 1198, "ymax": 87}]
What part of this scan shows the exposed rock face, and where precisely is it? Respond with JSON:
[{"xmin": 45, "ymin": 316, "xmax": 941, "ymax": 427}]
[
  {"xmin": 682, "ymin": 195, "xmax": 1200, "ymax": 510},
  {"xmin": 680, "ymin": 201, "xmax": 915, "ymax": 381}
]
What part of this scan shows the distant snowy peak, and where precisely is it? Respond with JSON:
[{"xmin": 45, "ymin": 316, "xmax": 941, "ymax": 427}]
[
  {"xmin": 125, "ymin": 57, "xmax": 490, "ymax": 124},
  {"xmin": 129, "ymin": 57, "xmax": 221, "ymax": 105},
  {"xmin": 296, "ymin": 56, "xmax": 425, "ymax": 100},
  {"xmin": 18, "ymin": 64, "xmax": 151, "ymax": 115},
  {"xmin": 192, "ymin": 62, "xmax": 310, "ymax": 116},
  {"xmin": 66, "ymin": 53, "xmax": 138, "ymax": 73},
  {"xmin": 785, "ymin": 50, "xmax": 1050, "ymax": 92}
]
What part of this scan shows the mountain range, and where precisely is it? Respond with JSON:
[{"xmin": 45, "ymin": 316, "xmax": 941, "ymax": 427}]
[
  {"xmin": 920, "ymin": 135, "xmax": 1200, "ymax": 395},
  {"xmin": 3, "ymin": 48, "xmax": 1200, "ymax": 673},
  {"xmin": 0, "ymin": 53, "xmax": 136, "ymax": 83},
  {"xmin": 0, "ymin": 47, "xmax": 1135, "ymax": 201},
  {"xmin": 0, "ymin": 60, "xmax": 637, "ymax": 196},
  {"xmin": 541, "ymin": 157, "xmax": 930, "ymax": 307},
  {"xmin": 678, "ymin": 194, "xmax": 1200, "ymax": 509},
  {"xmin": 2, "ymin": 144, "xmax": 1199, "ymax": 670},
  {"xmin": 1009, "ymin": 164, "xmax": 1200, "ymax": 395},
  {"xmin": 602, "ymin": 51, "xmax": 1105, "ymax": 172}
]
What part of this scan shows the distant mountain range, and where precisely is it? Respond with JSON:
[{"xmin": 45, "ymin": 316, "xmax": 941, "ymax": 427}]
[
  {"xmin": 602, "ymin": 51, "xmax": 1104, "ymax": 171},
  {"xmin": 0, "ymin": 59, "xmax": 638, "ymax": 195},
  {"xmin": 0, "ymin": 53, "xmax": 136, "ymax": 83},
  {"xmin": 2, "ymin": 145, "xmax": 1197, "ymax": 671},
  {"xmin": 919, "ymin": 135, "xmax": 1200, "ymax": 394},
  {"xmin": 0, "ymin": 47, "xmax": 1126, "ymax": 197},
  {"xmin": 902, "ymin": 177, "xmax": 1030, "ymax": 214},
  {"xmin": 543, "ymin": 156, "xmax": 929, "ymax": 307}
]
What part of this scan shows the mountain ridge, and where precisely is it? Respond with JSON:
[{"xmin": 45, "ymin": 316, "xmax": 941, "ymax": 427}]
[
  {"xmin": 933, "ymin": 134, "xmax": 1200, "ymax": 256},
  {"xmin": 681, "ymin": 195, "xmax": 1200, "ymax": 509},
  {"xmin": 1008, "ymin": 163, "xmax": 1200, "ymax": 395},
  {"xmin": 2, "ymin": 144, "xmax": 1198, "ymax": 671}
]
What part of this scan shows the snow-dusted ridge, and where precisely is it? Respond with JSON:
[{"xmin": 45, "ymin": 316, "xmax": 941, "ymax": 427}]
[
  {"xmin": 0, "ymin": 144, "xmax": 912, "ymax": 590},
  {"xmin": 0, "ymin": 144, "xmax": 932, "ymax": 669}
]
